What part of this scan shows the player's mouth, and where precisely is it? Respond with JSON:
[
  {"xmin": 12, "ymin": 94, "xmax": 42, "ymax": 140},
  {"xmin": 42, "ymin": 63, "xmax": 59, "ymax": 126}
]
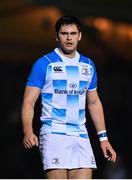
[{"xmin": 65, "ymin": 42, "xmax": 73, "ymax": 47}]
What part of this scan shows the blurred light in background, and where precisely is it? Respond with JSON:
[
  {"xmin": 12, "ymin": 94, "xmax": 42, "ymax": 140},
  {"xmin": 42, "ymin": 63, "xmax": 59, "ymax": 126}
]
[{"xmin": 83, "ymin": 17, "xmax": 132, "ymax": 60}]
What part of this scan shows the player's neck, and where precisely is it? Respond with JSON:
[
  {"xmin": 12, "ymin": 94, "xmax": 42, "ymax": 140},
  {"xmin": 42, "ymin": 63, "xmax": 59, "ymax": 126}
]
[{"xmin": 58, "ymin": 48, "xmax": 76, "ymax": 59}]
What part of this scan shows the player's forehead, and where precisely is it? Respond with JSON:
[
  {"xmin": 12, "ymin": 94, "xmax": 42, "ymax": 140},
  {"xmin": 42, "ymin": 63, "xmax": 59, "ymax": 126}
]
[{"xmin": 59, "ymin": 24, "xmax": 79, "ymax": 32}]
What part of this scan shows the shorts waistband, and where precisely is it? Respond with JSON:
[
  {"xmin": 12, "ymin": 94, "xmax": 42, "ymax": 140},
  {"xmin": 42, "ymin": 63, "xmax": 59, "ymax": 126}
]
[{"xmin": 50, "ymin": 131, "xmax": 88, "ymax": 138}]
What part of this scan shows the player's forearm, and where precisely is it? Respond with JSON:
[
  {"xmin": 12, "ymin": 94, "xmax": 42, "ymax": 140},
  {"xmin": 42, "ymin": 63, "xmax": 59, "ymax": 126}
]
[
  {"xmin": 21, "ymin": 101, "xmax": 34, "ymax": 135},
  {"xmin": 88, "ymin": 98, "xmax": 106, "ymax": 132}
]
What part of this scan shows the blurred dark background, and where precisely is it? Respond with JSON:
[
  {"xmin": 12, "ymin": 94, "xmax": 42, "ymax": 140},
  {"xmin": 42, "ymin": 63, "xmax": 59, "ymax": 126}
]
[{"xmin": 0, "ymin": 0, "xmax": 132, "ymax": 178}]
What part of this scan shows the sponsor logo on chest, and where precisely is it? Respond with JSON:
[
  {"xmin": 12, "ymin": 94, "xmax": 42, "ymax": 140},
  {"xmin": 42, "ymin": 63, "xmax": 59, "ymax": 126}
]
[{"xmin": 53, "ymin": 66, "xmax": 63, "ymax": 73}]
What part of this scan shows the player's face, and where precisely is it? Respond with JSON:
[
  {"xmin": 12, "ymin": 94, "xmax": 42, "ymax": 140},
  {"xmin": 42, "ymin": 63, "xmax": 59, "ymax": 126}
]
[{"xmin": 57, "ymin": 24, "xmax": 82, "ymax": 55}]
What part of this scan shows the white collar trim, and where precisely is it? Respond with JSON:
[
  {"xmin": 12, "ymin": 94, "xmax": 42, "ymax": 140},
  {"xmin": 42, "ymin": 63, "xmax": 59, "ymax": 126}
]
[{"xmin": 54, "ymin": 48, "xmax": 80, "ymax": 63}]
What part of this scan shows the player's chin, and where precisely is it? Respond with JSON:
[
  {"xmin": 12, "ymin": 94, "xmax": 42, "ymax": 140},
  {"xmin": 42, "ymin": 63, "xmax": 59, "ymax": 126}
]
[{"xmin": 65, "ymin": 47, "xmax": 76, "ymax": 54}]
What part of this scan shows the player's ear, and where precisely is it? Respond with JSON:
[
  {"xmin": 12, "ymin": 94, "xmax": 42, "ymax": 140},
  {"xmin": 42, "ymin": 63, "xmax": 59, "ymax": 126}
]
[
  {"xmin": 78, "ymin": 32, "xmax": 82, "ymax": 41},
  {"xmin": 56, "ymin": 34, "xmax": 59, "ymax": 42}
]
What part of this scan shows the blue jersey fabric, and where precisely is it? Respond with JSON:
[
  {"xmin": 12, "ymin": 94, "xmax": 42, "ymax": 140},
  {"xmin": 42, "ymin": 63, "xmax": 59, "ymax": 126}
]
[{"xmin": 26, "ymin": 49, "xmax": 97, "ymax": 137}]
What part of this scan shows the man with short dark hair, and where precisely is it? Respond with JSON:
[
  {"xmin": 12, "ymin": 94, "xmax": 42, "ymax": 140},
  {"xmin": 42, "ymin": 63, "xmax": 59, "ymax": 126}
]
[{"xmin": 21, "ymin": 15, "xmax": 116, "ymax": 179}]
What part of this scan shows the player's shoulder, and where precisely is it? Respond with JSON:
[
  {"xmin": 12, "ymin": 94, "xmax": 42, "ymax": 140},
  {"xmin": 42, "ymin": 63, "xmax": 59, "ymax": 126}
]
[
  {"xmin": 79, "ymin": 53, "xmax": 95, "ymax": 67},
  {"xmin": 44, "ymin": 50, "xmax": 62, "ymax": 63},
  {"xmin": 33, "ymin": 50, "xmax": 56, "ymax": 67}
]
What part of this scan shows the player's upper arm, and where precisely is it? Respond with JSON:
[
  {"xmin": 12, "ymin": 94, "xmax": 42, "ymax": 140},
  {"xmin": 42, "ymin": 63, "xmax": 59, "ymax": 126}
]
[
  {"xmin": 23, "ymin": 86, "xmax": 41, "ymax": 105},
  {"xmin": 87, "ymin": 89, "xmax": 99, "ymax": 105}
]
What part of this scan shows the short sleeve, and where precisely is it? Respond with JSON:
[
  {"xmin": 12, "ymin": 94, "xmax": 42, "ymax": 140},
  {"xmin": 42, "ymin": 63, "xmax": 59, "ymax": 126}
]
[
  {"xmin": 26, "ymin": 57, "xmax": 49, "ymax": 89},
  {"xmin": 88, "ymin": 60, "xmax": 97, "ymax": 91}
]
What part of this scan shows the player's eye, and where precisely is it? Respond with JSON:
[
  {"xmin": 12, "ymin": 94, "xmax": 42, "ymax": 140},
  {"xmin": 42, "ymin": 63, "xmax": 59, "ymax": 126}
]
[
  {"xmin": 71, "ymin": 32, "xmax": 78, "ymax": 35},
  {"xmin": 60, "ymin": 32, "xmax": 68, "ymax": 35}
]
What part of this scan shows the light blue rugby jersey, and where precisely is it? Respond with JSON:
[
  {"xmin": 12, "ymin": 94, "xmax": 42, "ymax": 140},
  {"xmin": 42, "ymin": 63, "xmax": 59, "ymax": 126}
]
[{"xmin": 26, "ymin": 48, "xmax": 97, "ymax": 137}]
